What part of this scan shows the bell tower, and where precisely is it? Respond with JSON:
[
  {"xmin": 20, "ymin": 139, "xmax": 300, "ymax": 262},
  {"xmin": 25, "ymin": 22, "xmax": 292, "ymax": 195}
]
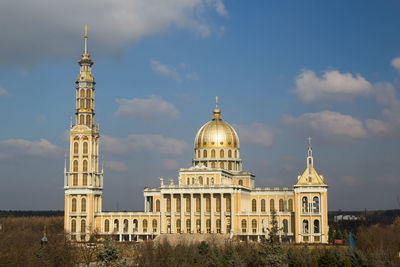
[{"xmin": 64, "ymin": 26, "xmax": 103, "ymax": 241}]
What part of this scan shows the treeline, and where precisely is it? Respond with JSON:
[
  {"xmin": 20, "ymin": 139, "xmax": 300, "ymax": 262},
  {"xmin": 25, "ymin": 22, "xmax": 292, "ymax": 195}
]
[
  {"xmin": 1, "ymin": 216, "xmax": 400, "ymax": 266},
  {"xmin": 0, "ymin": 210, "xmax": 63, "ymax": 218}
]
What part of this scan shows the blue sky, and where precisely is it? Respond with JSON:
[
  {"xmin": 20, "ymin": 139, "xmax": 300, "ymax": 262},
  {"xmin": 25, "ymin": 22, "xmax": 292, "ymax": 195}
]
[{"xmin": 0, "ymin": 0, "xmax": 399, "ymax": 211}]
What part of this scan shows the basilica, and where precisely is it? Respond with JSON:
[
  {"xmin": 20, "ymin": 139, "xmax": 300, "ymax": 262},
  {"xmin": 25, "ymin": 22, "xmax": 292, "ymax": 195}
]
[{"xmin": 64, "ymin": 28, "xmax": 328, "ymax": 244}]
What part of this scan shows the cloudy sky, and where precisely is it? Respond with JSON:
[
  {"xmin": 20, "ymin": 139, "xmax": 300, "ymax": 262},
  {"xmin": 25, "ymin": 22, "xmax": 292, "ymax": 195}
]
[{"xmin": 0, "ymin": 0, "xmax": 399, "ymax": 211}]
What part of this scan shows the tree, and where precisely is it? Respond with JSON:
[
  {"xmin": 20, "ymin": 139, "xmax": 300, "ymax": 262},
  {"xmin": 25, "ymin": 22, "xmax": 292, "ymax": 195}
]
[
  {"xmin": 259, "ymin": 209, "xmax": 287, "ymax": 267},
  {"xmin": 97, "ymin": 237, "xmax": 125, "ymax": 267}
]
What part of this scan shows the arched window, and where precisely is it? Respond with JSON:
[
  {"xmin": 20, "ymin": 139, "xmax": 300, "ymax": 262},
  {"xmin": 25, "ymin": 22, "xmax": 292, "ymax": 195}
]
[
  {"xmin": 186, "ymin": 219, "xmax": 191, "ymax": 233},
  {"xmin": 302, "ymin": 197, "xmax": 309, "ymax": 213},
  {"xmin": 303, "ymin": 220, "xmax": 309, "ymax": 234},
  {"xmin": 211, "ymin": 149, "xmax": 215, "ymax": 158},
  {"xmin": 241, "ymin": 219, "xmax": 247, "ymax": 233},
  {"xmin": 206, "ymin": 219, "xmax": 211, "ymax": 233},
  {"xmin": 192, "ymin": 177, "xmax": 195, "ymax": 184},
  {"xmin": 228, "ymin": 162, "xmax": 232, "ymax": 170},
  {"xmin": 279, "ymin": 199, "xmax": 284, "ymax": 212},
  {"xmin": 216, "ymin": 197, "xmax": 221, "ymax": 212},
  {"xmin": 186, "ymin": 198, "xmax": 190, "ymax": 212},
  {"xmin": 313, "ymin": 196, "xmax": 320, "ymax": 213},
  {"xmin": 71, "ymin": 219, "xmax": 76, "ymax": 232},
  {"xmin": 114, "ymin": 219, "xmax": 119, "ymax": 232},
  {"xmin": 80, "ymin": 89, "xmax": 85, "ymax": 98},
  {"xmin": 270, "ymin": 199, "xmax": 275, "ymax": 212},
  {"xmin": 142, "ymin": 219, "xmax": 148, "ymax": 232},
  {"xmin": 123, "ymin": 219, "xmax": 128, "ymax": 233},
  {"xmin": 283, "ymin": 219, "xmax": 288, "ymax": 233},
  {"xmin": 176, "ymin": 219, "xmax": 181, "ymax": 233},
  {"xmin": 220, "ymin": 162, "xmax": 224, "ymax": 169},
  {"xmin": 288, "ymin": 199, "xmax": 293, "ymax": 212},
  {"xmin": 216, "ymin": 219, "xmax": 221, "ymax": 233},
  {"xmin": 86, "ymin": 115, "xmax": 91, "ymax": 125},
  {"xmin": 133, "ymin": 219, "xmax": 138, "ymax": 232},
  {"xmin": 72, "ymin": 198, "xmax": 77, "ymax": 212},
  {"xmin": 81, "ymin": 220, "xmax": 86, "ymax": 233},
  {"xmin": 80, "ymin": 99, "xmax": 84, "ymax": 109},
  {"xmin": 73, "ymin": 160, "xmax": 78, "ymax": 172},
  {"xmin": 235, "ymin": 150, "xmax": 237, "ymax": 158},
  {"xmin": 86, "ymin": 90, "xmax": 91, "ymax": 98},
  {"xmin": 80, "ymin": 114, "xmax": 84, "ymax": 125},
  {"xmin": 314, "ymin": 220, "xmax": 320, "ymax": 233},
  {"xmin": 166, "ymin": 198, "xmax": 171, "ymax": 212},
  {"xmin": 228, "ymin": 150, "xmax": 232, "ymax": 158},
  {"xmin": 252, "ymin": 219, "xmax": 257, "ymax": 233},
  {"xmin": 196, "ymin": 219, "xmax": 201, "ymax": 233},
  {"xmin": 199, "ymin": 176, "xmax": 203, "ymax": 184},
  {"xmin": 252, "ymin": 199, "xmax": 257, "ymax": 212},
  {"xmin": 220, "ymin": 149, "xmax": 224, "ymax": 158},
  {"xmin": 196, "ymin": 197, "xmax": 200, "ymax": 212},
  {"xmin": 261, "ymin": 199, "xmax": 266, "ymax": 212},
  {"xmin": 207, "ymin": 177, "xmax": 210, "ymax": 184},
  {"xmin": 83, "ymin": 174, "xmax": 87, "ymax": 186},
  {"xmin": 211, "ymin": 162, "xmax": 216, "ymax": 168},
  {"xmin": 83, "ymin": 160, "xmax": 88, "ymax": 172},
  {"xmin": 86, "ymin": 99, "xmax": 90, "ymax": 109},
  {"xmin": 176, "ymin": 197, "xmax": 181, "ymax": 212},
  {"xmin": 238, "ymin": 180, "xmax": 243, "ymax": 186},
  {"xmin": 81, "ymin": 198, "xmax": 86, "ymax": 212},
  {"xmin": 152, "ymin": 219, "xmax": 157, "ymax": 232},
  {"xmin": 206, "ymin": 197, "xmax": 210, "ymax": 212},
  {"xmin": 226, "ymin": 197, "xmax": 231, "ymax": 212},
  {"xmin": 203, "ymin": 150, "xmax": 207, "ymax": 158},
  {"xmin": 104, "ymin": 219, "xmax": 110, "ymax": 232},
  {"xmin": 73, "ymin": 142, "xmax": 78, "ymax": 154},
  {"xmin": 73, "ymin": 175, "xmax": 78, "ymax": 186},
  {"xmin": 83, "ymin": 142, "xmax": 88, "ymax": 154}
]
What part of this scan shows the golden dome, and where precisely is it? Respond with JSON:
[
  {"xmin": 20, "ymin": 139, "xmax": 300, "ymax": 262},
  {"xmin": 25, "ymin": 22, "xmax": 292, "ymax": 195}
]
[{"xmin": 195, "ymin": 107, "xmax": 239, "ymax": 149}]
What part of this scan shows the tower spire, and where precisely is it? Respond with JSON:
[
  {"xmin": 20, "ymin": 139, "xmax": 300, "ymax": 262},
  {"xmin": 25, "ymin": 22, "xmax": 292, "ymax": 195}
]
[
  {"xmin": 84, "ymin": 25, "xmax": 88, "ymax": 55},
  {"xmin": 307, "ymin": 136, "xmax": 313, "ymax": 174}
]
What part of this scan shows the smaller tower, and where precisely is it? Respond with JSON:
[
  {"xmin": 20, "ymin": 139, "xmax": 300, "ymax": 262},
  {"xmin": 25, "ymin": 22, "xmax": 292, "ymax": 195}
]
[{"xmin": 294, "ymin": 137, "xmax": 328, "ymax": 244}]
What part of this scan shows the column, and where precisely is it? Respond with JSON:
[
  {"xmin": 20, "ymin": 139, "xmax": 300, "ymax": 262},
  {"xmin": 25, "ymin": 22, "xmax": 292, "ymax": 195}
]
[
  {"xmin": 171, "ymin": 194, "xmax": 175, "ymax": 233},
  {"xmin": 190, "ymin": 193, "xmax": 194, "ymax": 233},
  {"xmin": 160, "ymin": 194, "xmax": 165, "ymax": 234},
  {"xmin": 180, "ymin": 194, "xmax": 184, "ymax": 234},
  {"xmin": 230, "ymin": 193, "xmax": 234, "ymax": 233},
  {"xmin": 221, "ymin": 193, "xmax": 225, "ymax": 234},
  {"xmin": 211, "ymin": 193, "xmax": 215, "ymax": 233},
  {"xmin": 200, "ymin": 193, "xmax": 204, "ymax": 233}
]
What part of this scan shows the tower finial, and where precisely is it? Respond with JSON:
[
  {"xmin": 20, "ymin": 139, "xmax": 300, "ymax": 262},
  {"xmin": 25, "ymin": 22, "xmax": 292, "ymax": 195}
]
[
  {"xmin": 308, "ymin": 136, "xmax": 312, "ymax": 148},
  {"xmin": 216, "ymin": 96, "xmax": 219, "ymax": 109},
  {"xmin": 213, "ymin": 96, "xmax": 221, "ymax": 120},
  {"xmin": 84, "ymin": 25, "xmax": 88, "ymax": 54}
]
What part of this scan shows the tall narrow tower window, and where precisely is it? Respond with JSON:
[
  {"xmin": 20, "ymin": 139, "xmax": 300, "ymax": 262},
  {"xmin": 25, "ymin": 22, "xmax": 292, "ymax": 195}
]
[
  {"xmin": 83, "ymin": 142, "xmax": 88, "ymax": 154},
  {"xmin": 73, "ymin": 160, "xmax": 78, "ymax": 172},
  {"xmin": 80, "ymin": 89, "xmax": 85, "ymax": 98},
  {"xmin": 73, "ymin": 142, "xmax": 78, "ymax": 154},
  {"xmin": 81, "ymin": 198, "xmax": 86, "ymax": 212},
  {"xmin": 86, "ymin": 115, "xmax": 91, "ymax": 126},
  {"xmin": 220, "ymin": 149, "xmax": 224, "ymax": 158},
  {"xmin": 83, "ymin": 174, "xmax": 87, "ymax": 186},
  {"xmin": 87, "ymin": 90, "xmax": 91, "ymax": 98},
  {"xmin": 203, "ymin": 150, "xmax": 207, "ymax": 158},
  {"xmin": 228, "ymin": 150, "xmax": 232, "ymax": 158},
  {"xmin": 83, "ymin": 160, "xmax": 88, "ymax": 172},
  {"xmin": 71, "ymin": 219, "xmax": 76, "ymax": 232},
  {"xmin": 80, "ymin": 115, "xmax": 84, "ymax": 125},
  {"xmin": 71, "ymin": 198, "xmax": 77, "ymax": 212}
]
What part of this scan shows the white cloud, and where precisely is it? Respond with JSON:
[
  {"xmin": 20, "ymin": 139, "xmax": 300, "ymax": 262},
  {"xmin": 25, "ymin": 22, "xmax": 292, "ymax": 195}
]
[
  {"xmin": 0, "ymin": 88, "xmax": 8, "ymax": 96},
  {"xmin": 365, "ymin": 119, "xmax": 391, "ymax": 136},
  {"xmin": 102, "ymin": 134, "xmax": 190, "ymax": 155},
  {"xmin": 294, "ymin": 69, "xmax": 372, "ymax": 102},
  {"xmin": 0, "ymin": 138, "xmax": 62, "ymax": 160},
  {"xmin": 150, "ymin": 59, "xmax": 181, "ymax": 82},
  {"xmin": 391, "ymin": 57, "xmax": 400, "ymax": 72},
  {"xmin": 374, "ymin": 82, "xmax": 400, "ymax": 125},
  {"xmin": 186, "ymin": 72, "xmax": 199, "ymax": 81},
  {"xmin": 0, "ymin": 0, "xmax": 227, "ymax": 65},
  {"xmin": 233, "ymin": 123, "xmax": 274, "ymax": 147},
  {"xmin": 105, "ymin": 160, "xmax": 128, "ymax": 172},
  {"xmin": 283, "ymin": 110, "xmax": 368, "ymax": 138},
  {"xmin": 115, "ymin": 95, "xmax": 179, "ymax": 122},
  {"xmin": 161, "ymin": 159, "xmax": 180, "ymax": 169}
]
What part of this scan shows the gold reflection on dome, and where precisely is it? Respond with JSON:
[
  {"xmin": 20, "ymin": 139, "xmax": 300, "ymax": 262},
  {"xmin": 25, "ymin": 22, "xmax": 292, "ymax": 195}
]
[{"xmin": 195, "ymin": 103, "xmax": 239, "ymax": 149}]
